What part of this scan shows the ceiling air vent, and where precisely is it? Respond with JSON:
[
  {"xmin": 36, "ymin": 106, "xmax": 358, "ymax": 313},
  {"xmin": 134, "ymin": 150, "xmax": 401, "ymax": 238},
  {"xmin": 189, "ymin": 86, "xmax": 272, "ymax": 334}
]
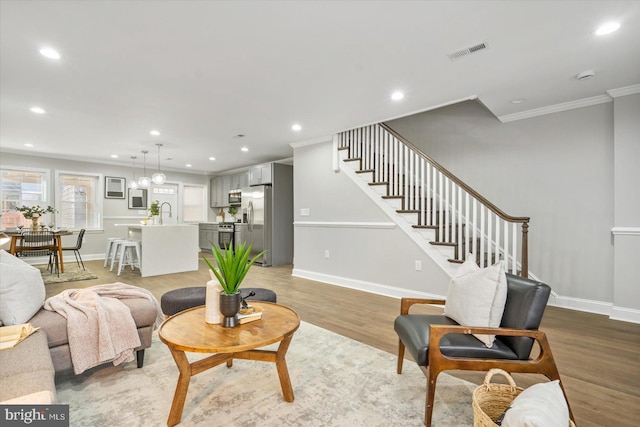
[{"xmin": 448, "ymin": 42, "xmax": 489, "ymax": 60}]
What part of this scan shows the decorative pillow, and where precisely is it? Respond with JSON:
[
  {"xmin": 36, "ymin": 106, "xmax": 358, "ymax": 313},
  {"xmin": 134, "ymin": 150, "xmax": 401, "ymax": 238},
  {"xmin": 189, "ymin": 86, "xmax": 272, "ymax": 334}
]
[
  {"xmin": 502, "ymin": 380, "xmax": 569, "ymax": 427},
  {"xmin": 443, "ymin": 255, "xmax": 508, "ymax": 347},
  {"xmin": 0, "ymin": 250, "xmax": 46, "ymax": 325}
]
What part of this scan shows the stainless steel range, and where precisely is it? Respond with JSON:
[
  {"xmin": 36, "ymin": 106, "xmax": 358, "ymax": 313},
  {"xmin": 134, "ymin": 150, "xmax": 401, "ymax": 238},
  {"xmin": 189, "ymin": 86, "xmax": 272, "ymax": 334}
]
[{"xmin": 218, "ymin": 222, "xmax": 235, "ymax": 252}]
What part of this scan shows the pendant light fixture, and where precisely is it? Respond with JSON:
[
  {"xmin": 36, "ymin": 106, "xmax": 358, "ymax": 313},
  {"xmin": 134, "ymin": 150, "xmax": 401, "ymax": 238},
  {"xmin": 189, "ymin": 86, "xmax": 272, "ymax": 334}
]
[
  {"xmin": 152, "ymin": 143, "xmax": 166, "ymax": 185},
  {"xmin": 138, "ymin": 150, "xmax": 151, "ymax": 188},
  {"xmin": 129, "ymin": 156, "xmax": 138, "ymax": 189}
]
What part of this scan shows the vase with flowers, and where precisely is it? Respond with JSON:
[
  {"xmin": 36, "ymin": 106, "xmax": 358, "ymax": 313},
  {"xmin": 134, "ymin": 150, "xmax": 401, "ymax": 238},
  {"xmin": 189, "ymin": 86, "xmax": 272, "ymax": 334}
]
[{"xmin": 15, "ymin": 205, "xmax": 57, "ymax": 230}]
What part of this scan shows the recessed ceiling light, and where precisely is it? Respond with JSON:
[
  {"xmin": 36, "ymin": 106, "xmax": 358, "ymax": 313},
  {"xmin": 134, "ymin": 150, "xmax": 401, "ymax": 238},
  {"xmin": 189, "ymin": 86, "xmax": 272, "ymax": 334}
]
[
  {"xmin": 291, "ymin": 124, "xmax": 302, "ymax": 131},
  {"xmin": 185, "ymin": 164, "xmax": 192, "ymax": 168},
  {"xmin": 595, "ymin": 22, "xmax": 620, "ymax": 36},
  {"xmin": 510, "ymin": 99, "xmax": 525, "ymax": 104},
  {"xmin": 150, "ymin": 130, "xmax": 161, "ymax": 136},
  {"xmin": 110, "ymin": 154, "xmax": 118, "ymax": 158},
  {"xmin": 24, "ymin": 143, "xmax": 34, "ymax": 147},
  {"xmin": 209, "ymin": 157, "xmax": 216, "ymax": 161},
  {"xmin": 39, "ymin": 47, "xmax": 61, "ymax": 60},
  {"xmin": 241, "ymin": 147, "xmax": 249, "ymax": 152},
  {"xmin": 391, "ymin": 91, "xmax": 404, "ymax": 101},
  {"xmin": 30, "ymin": 106, "xmax": 46, "ymax": 114}
]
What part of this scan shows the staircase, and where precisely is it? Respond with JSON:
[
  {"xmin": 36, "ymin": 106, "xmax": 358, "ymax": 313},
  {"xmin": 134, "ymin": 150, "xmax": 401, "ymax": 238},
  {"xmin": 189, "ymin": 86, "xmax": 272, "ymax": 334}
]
[{"xmin": 335, "ymin": 123, "xmax": 530, "ymax": 277}]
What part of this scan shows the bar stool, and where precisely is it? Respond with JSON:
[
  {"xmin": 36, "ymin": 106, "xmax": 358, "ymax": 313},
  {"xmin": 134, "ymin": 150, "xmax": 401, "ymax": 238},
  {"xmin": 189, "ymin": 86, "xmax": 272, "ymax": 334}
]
[
  {"xmin": 109, "ymin": 239, "xmax": 128, "ymax": 272},
  {"xmin": 116, "ymin": 240, "xmax": 141, "ymax": 276},
  {"xmin": 104, "ymin": 238, "xmax": 124, "ymax": 268}
]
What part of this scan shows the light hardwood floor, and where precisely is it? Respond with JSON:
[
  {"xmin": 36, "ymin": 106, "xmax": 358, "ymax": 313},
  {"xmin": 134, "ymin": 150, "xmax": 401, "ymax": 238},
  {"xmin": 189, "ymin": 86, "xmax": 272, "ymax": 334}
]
[{"xmin": 49, "ymin": 258, "xmax": 640, "ymax": 427}]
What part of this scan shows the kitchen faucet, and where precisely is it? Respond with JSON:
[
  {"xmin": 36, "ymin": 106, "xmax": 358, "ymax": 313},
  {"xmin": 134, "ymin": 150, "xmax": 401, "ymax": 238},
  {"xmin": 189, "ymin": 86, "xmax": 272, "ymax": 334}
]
[{"xmin": 159, "ymin": 202, "xmax": 173, "ymax": 225}]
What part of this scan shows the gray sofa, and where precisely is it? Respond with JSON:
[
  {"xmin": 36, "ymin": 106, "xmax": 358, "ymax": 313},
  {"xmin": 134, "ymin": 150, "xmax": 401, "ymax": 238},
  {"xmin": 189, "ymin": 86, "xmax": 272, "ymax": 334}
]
[{"xmin": 0, "ymin": 249, "xmax": 159, "ymax": 403}]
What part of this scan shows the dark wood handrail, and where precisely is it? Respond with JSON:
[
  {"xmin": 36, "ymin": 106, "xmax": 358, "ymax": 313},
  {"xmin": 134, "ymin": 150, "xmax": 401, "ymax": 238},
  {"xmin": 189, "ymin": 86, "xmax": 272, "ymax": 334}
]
[{"xmin": 379, "ymin": 123, "xmax": 529, "ymax": 224}]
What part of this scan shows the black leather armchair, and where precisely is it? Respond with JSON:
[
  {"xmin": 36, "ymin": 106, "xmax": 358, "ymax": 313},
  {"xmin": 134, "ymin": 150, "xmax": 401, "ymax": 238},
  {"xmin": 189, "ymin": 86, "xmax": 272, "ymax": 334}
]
[{"xmin": 394, "ymin": 273, "xmax": 574, "ymax": 426}]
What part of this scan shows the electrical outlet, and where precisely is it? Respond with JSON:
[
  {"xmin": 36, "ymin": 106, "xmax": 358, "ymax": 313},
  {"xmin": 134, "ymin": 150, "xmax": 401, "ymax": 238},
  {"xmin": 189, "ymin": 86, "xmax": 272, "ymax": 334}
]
[
  {"xmin": 415, "ymin": 260, "xmax": 422, "ymax": 271},
  {"xmin": 324, "ymin": 250, "xmax": 330, "ymax": 259},
  {"xmin": 300, "ymin": 208, "xmax": 310, "ymax": 216}
]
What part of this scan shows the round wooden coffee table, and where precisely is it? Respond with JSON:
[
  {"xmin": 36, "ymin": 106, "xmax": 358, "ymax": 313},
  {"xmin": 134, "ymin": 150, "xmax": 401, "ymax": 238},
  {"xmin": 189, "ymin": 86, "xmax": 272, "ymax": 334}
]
[{"xmin": 158, "ymin": 302, "xmax": 300, "ymax": 426}]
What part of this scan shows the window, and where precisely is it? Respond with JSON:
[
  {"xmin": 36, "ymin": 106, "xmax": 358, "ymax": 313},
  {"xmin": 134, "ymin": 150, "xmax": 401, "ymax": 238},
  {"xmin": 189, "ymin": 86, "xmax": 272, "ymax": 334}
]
[
  {"xmin": 56, "ymin": 171, "xmax": 102, "ymax": 230},
  {"xmin": 0, "ymin": 167, "xmax": 49, "ymax": 228},
  {"xmin": 183, "ymin": 184, "xmax": 206, "ymax": 223}
]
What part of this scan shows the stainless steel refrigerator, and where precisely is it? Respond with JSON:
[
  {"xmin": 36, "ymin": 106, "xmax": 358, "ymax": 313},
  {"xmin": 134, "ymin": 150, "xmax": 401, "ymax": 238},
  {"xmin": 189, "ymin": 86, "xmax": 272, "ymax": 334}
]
[{"xmin": 236, "ymin": 167, "xmax": 293, "ymax": 267}]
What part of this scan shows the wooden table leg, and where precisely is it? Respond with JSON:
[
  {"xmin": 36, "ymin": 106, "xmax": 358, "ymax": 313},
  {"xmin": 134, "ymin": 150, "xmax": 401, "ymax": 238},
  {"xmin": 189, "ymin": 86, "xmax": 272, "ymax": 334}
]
[
  {"xmin": 56, "ymin": 236, "xmax": 65, "ymax": 273},
  {"xmin": 9, "ymin": 236, "xmax": 17, "ymax": 254},
  {"xmin": 167, "ymin": 348, "xmax": 192, "ymax": 427},
  {"xmin": 275, "ymin": 332, "xmax": 295, "ymax": 402}
]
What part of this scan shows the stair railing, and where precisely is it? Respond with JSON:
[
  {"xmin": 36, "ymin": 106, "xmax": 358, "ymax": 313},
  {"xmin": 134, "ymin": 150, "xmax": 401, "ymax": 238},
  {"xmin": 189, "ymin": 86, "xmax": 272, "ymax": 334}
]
[{"xmin": 337, "ymin": 123, "xmax": 529, "ymax": 277}]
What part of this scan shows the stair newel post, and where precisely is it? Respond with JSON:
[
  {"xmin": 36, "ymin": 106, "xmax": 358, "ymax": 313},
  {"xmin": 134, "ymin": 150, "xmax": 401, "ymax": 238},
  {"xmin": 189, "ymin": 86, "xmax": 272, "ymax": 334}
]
[{"xmin": 521, "ymin": 221, "xmax": 529, "ymax": 278}]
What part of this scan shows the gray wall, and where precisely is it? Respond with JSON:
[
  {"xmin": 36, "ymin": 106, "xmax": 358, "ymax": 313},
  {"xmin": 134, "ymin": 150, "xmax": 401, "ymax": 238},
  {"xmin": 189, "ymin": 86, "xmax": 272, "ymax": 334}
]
[
  {"xmin": 612, "ymin": 93, "xmax": 640, "ymax": 316},
  {"xmin": 1, "ymin": 152, "xmax": 210, "ymax": 258},
  {"xmin": 293, "ymin": 141, "xmax": 451, "ymax": 298}
]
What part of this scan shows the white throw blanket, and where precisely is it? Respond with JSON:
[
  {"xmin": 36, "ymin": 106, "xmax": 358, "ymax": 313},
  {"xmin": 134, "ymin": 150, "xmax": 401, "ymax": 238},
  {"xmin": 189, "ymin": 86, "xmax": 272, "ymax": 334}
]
[{"xmin": 43, "ymin": 283, "xmax": 163, "ymax": 374}]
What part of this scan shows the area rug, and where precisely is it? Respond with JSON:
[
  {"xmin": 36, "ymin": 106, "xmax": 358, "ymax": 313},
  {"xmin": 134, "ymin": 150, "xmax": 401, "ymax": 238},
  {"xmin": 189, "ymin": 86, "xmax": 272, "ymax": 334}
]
[
  {"xmin": 36, "ymin": 263, "xmax": 98, "ymax": 285},
  {"xmin": 55, "ymin": 321, "xmax": 477, "ymax": 427}
]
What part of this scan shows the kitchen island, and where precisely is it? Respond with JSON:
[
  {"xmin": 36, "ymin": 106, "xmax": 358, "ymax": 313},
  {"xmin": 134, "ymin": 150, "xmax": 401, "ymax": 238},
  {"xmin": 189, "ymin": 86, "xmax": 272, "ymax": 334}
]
[{"xmin": 115, "ymin": 224, "xmax": 199, "ymax": 277}]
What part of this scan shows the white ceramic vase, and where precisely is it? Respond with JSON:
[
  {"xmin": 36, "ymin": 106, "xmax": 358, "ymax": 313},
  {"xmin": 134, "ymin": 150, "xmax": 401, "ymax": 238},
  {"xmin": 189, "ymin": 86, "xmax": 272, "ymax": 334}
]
[{"xmin": 205, "ymin": 280, "xmax": 223, "ymax": 324}]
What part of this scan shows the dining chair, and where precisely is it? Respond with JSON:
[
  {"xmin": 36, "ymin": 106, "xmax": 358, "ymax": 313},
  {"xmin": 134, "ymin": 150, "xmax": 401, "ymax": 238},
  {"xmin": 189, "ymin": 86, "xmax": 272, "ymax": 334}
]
[
  {"xmin": 62, "ymin": 228, "xmax": 85, "ymax": 270},
  {"xmin": 16, "ymin": 231, "xmax": 60, "ymax": 277}
]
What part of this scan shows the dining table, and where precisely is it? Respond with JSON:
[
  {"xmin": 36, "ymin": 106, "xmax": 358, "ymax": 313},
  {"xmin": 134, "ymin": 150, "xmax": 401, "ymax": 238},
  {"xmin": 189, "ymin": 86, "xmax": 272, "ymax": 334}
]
[{"xmin": 5, "ymin": 229, "xmax": 74, "ymax": 273}]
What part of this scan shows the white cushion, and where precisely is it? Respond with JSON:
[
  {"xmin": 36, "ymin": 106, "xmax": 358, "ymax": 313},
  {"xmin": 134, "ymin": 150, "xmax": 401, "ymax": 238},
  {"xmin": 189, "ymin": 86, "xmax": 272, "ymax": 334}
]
[
  {"xmin": 443, "ymin": 255, "xmax": 508, "ymax": 347},
  {"xmin": 502, "ymin": 380, "xmax": 569, "ymax": 427},
  {"xmin": 0, "ymin": 250, "xmax": 46, "ymax": 325}
]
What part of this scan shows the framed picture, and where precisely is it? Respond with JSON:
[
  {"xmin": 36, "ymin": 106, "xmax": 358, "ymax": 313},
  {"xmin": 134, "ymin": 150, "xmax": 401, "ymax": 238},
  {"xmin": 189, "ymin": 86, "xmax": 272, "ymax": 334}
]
[
  {"xmin": 128, "ymin": 188, "xmax": 148, "ymax": 209},
  {"xmin": 105, "ymin": 176, "xmax": 126, "ymax": 199}
]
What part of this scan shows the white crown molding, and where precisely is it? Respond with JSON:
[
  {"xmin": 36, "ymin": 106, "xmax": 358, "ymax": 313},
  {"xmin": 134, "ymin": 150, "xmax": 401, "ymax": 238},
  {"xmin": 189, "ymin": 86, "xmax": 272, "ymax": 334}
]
[
  {"xmin": 498, "ymin": 94, "xmax": 612, "ymax": 123},
  {"xmin": 289, "ymin": 135, "xmax": 333, "ymax": 149},
  {"xmin": 611, "ymin": 227, "xmax": 640, "ymax": 236},
  {"xmin": 607, "ymin": 84, "xmax": 640, "ymax": 98}
]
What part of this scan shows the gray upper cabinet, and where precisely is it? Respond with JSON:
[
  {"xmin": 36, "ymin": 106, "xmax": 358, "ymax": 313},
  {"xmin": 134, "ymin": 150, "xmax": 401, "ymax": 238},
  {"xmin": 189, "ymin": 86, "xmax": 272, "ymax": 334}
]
[
  {"xmin": 210, "ymin": 175, "xmax": 231, "ymax": 208},
  {"xmin": 210, "ymin": 172, "xmax": 248, "ymax": 207},
  {"xmin": 249, "ymin": 163, "xmax": 273, "ymax": 186},
  {"xmin": 229, "ymin": 171, "xmax": 248, "ymax": 190}
]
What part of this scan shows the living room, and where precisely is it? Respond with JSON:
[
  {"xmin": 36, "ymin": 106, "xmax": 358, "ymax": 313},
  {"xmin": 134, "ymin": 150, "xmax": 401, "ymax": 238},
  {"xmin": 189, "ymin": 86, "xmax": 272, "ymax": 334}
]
[{"xmin": 1, "ymin": 1, "xmax": 639, "ymax": 426}]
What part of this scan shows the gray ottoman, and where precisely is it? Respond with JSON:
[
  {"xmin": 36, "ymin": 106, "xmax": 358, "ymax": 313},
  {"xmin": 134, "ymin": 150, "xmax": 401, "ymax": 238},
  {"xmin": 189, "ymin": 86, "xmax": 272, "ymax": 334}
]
[{"xmin": 160, "ymin": 286, "xmax": 277, "ymax": 317}]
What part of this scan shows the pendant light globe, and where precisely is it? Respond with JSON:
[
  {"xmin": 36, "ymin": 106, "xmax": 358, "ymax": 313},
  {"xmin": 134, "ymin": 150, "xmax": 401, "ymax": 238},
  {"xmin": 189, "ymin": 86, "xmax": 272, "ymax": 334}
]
[
  {"xmin": 152, "ymin": 143, "xmax": 166, "ymax": 185},
  {"xmin": 138, "ymin": 150, "xmax": 151, "ymax": 189}
]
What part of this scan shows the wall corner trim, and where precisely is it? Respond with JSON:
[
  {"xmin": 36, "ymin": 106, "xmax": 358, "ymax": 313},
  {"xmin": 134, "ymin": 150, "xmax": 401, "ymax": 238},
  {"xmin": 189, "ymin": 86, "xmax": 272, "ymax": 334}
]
[
  {"xmin": 611, "ymin": 227, "xmax": 640, "ymax": 236},
  {"xmin": 498, "ymin": 94, "xmax": 612, "ymax": 123},
  {"xmin": 607, "ymin": 84, "xmax": 640, "ymax": 98}
]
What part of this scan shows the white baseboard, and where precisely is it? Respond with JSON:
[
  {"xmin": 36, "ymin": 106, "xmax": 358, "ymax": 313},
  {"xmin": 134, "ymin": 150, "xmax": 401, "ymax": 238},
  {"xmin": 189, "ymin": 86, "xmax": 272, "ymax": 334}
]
[
  {"xmin": 292, "ymin": 268, "xmax": 445, "ymax": 301},
  {"xmin": 294, "ymin": 268, "xmax": 640, "ymax": 325},
  {"xmin": 610, "ymin": 306, "xmax": 640, "ymax": 324}
]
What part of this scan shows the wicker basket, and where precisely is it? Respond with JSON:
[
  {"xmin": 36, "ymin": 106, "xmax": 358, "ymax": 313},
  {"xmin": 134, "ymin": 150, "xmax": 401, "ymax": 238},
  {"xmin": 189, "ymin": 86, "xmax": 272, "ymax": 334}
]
[
  {"xmin": 473, "ymin": 369, "xmax": 523, "ymax": 427},
  {"xmin": 472, "ymin": 369, "xmax": 576, "ymax": 427}
]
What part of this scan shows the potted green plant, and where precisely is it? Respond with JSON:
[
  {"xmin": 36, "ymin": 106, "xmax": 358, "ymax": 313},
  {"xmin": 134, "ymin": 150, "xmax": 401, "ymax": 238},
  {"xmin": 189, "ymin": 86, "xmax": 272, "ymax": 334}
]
[
  {"xmin": 149, "ymin": 200, "xmax": 160, "ymax": 224},
  {"xmin": 202, "ymin": 241, "xmax": 266, "ymax": 327},
  {"xmin": 227, "ymin": 205, "xmax": 237, "ymax": 218}
]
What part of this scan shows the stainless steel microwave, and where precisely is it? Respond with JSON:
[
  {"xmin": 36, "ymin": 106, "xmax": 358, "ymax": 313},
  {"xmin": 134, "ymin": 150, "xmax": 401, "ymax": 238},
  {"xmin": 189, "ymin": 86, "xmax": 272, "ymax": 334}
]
[{"xmin": 228, "ymin": 190, "xmax": 241, "ymax": 206}]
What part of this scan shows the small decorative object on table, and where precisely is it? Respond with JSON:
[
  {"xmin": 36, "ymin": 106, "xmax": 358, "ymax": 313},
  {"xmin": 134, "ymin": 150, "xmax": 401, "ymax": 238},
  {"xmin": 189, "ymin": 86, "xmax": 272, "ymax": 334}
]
[
  {"xmin": 15, "ymin": 205, "xmax": 57, "ymax": 230},
  {"xmin": 238, "ymin": 304, "xmax": 263, "ymax": 324},
  {"xmin": 202, "ymin": 241, "xmax": 266, "ymax": 328}
]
